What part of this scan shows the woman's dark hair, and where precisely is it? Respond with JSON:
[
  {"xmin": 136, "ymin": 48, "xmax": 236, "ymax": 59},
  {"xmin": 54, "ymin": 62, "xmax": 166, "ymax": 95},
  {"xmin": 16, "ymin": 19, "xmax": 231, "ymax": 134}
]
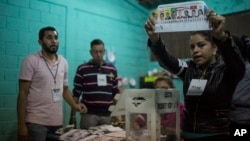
[
  {"xmin": 198, "ymin": 9, "xmax": 203, "ymax": 15},
  {"xmin": 191, "ymin": 30, "xmax": 215, "ymax": 45}
]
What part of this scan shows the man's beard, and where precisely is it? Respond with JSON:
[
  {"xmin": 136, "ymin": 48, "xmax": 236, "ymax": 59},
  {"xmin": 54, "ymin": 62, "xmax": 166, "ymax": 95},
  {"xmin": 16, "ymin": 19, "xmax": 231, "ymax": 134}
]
[{"xmin": 42, "ymin": 44, "xmax": 58, "ymax": 54}]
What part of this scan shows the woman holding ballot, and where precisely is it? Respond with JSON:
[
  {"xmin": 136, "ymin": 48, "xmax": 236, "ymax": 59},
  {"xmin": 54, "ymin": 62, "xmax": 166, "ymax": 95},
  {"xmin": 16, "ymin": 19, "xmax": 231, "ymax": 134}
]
[{"xmin": 144, "ymin": 10, "xmax": 245, "ymax": 141}]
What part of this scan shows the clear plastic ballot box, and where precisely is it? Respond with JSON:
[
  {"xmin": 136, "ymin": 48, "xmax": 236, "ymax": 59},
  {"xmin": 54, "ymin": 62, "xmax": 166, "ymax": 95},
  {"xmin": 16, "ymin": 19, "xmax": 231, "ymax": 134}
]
[{"xmin": 110, "ymin": 89, "xmax": 181, "ymax": 141}]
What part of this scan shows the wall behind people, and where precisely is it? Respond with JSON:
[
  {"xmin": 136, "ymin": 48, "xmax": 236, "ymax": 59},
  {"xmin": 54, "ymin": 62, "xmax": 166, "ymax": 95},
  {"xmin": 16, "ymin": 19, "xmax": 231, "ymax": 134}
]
[
  {"xmin": 0, "ymin": 0, "xmax": 249, "ymax": 140},
  {"xmin": 0, "ymin": 0, "xmax": 150, "ymax": 140}
]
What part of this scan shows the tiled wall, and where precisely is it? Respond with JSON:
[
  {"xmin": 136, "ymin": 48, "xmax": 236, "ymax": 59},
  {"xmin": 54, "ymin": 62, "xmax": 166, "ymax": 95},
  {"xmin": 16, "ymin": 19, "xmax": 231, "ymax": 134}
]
[{"xmin": 0, "ymin": 0, "xmax": 150, "ymax": 140}]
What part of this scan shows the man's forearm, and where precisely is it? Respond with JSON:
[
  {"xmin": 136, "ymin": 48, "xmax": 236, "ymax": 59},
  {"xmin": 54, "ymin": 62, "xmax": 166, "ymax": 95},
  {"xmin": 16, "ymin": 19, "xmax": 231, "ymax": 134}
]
[
  {"xmin": 63, "ymin": 86, "xmax": 78, "ymax": 108},
  {"xmin": 17, "ymin": 93, "xmax": 27, "ymax": 126},
  {"xmin": 70, "ymin": 97, "xmax": 79, "ymax": 116}
]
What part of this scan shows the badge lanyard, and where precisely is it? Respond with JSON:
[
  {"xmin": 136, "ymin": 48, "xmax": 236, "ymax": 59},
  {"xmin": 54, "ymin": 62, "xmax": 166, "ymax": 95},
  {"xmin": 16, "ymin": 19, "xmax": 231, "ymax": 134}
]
[{"xmin": 43, "ymin": 58, "xmax": 59, "ymax": 85}]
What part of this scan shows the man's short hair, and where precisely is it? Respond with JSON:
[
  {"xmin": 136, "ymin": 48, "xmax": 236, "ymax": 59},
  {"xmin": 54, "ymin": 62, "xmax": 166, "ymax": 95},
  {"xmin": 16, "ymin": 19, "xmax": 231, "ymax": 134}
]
[
  {"xmin": 39, "ymin": 26, "xmax": 57, "ymax": 40},
  {"xmin": 90, "ymin": 39, "xmax": 104, "ymax": 49}
]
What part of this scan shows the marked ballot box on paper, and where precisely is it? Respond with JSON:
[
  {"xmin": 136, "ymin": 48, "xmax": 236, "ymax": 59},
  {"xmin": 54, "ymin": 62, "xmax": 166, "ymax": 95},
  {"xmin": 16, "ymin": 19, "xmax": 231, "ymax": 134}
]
[
  {"xmin": 112, "ymin": 89, "xmax": 180, "ymax": 141},
  {"xmin": 154, "ymin": 1, "xmax": 209, "ymax": 33}
]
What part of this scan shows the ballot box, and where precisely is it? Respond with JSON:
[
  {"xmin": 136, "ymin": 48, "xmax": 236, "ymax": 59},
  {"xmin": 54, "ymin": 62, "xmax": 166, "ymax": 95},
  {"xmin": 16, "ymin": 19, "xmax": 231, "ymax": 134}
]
[{"xmin": 110, "ymin": 89, "xmax": 180, "ymax": 141}]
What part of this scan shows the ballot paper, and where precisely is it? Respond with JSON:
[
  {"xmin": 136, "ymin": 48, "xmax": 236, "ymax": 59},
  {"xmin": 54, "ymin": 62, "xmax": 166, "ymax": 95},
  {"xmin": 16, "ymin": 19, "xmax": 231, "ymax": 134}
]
[{"xmin": 154, "ymin": 1, "xmax": 209, "ymax": 33}]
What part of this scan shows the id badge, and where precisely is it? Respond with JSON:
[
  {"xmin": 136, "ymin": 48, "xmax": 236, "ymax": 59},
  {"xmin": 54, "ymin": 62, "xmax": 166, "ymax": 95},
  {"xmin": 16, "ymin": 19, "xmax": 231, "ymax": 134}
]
[
  {"xmin": 52, "ymin": 88, "xmax": 62, "ymax": 102},
  {"xmin": 97, "ymin": 74, "xmax": 107, "ymax": 86},
  {"xmin": 186, "ymin": 79, "xmax": 207, "ymax": 96}
]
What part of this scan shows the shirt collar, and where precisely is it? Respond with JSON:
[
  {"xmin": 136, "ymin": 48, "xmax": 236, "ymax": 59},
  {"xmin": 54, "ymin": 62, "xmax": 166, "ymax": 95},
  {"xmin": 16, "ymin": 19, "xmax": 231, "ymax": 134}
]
[
  {"xmin": 38, "ymin": 51, "xmax": 60, "ymax": 62},
  {"xmin": 88, "ymin": 59, "xmax": 106, "ymax": 66}
]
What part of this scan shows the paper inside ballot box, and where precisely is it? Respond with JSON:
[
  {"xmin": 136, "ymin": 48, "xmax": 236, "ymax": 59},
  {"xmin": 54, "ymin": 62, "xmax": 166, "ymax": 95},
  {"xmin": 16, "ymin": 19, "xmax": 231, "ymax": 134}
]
[{"xmin": 110, "ymin": 89, "xmax": 179, "ymax": 116}]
